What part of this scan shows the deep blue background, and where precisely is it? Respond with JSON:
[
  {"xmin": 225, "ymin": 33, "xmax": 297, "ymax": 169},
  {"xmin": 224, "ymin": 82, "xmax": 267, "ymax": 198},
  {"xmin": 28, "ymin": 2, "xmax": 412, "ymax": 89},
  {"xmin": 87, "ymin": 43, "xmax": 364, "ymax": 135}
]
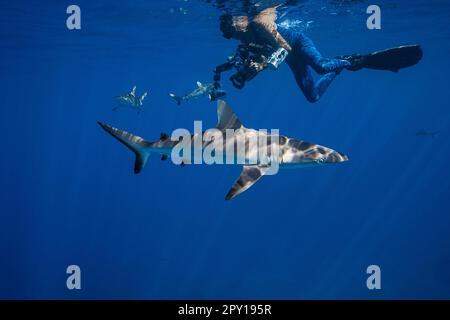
[{"xmin": 1, "ymin": 0, "xmax": 450, "ymax": 299}]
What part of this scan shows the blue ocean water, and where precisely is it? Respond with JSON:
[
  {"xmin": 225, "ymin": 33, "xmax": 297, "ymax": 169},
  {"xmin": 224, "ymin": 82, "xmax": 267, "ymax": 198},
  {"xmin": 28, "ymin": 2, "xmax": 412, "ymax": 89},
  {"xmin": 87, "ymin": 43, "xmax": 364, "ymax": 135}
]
[{"xmin": 1, "ymin": 0, "xmax": 450, "ymax": 299}]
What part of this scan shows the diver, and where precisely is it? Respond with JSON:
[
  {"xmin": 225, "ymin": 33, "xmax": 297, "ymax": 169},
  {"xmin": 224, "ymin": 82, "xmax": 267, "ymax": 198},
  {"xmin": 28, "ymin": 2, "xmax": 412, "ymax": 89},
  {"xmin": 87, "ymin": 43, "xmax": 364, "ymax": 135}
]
[{"xmin": 216, "ymin": 5, "xmax": 423, "ymax": 103}]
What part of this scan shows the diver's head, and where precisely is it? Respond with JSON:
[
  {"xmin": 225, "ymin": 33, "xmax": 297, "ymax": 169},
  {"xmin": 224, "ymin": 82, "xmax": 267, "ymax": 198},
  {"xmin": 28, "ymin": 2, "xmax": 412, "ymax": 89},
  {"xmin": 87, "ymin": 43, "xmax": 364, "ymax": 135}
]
[{"xmin": 219, "ymin": 14, "xmax": 249, "ymax": 40}]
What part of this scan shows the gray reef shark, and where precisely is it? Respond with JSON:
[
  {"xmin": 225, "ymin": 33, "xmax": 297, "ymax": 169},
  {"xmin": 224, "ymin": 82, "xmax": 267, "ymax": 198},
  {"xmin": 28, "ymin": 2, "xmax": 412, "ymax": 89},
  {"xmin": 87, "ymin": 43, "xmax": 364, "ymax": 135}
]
[
  {"xmin": 113, "ymin": 86, "xmax": 148, "ymax": 113},
  {"xmin": 416, "ymin": 130, "xmax": 440, "ymax": 138},
  {"xmin": 169, "ymin": 81, "xmax": 217, "ymax": 105},
  {"xmin": 98, "ymin": 100, "xmax": 348, "ymax": 200}
]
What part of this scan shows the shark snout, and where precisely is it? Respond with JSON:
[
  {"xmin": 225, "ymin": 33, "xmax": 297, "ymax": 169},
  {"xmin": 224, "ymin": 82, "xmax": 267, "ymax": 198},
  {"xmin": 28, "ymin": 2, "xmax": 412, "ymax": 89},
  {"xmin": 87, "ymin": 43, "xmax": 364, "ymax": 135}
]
[
  {"xmin": 324, "ymin": 151, "xmax": 349, "ymax": 164},
  {"xmin": 301, "ymin": 145, "xmax": 349, "ymax": 165}
]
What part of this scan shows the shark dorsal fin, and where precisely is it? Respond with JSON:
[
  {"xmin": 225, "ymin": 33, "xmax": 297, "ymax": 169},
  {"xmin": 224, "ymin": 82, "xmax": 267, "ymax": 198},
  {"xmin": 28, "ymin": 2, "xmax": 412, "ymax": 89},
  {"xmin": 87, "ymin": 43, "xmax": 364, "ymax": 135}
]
[
  {"xmin": 216, "ymin": 100, "xmax": 243, "ymax": 131},
  {"xmin": 131, "ymin": 86, "xmax": 136, "ymax": 96},
  {"xmin": 197, "ymin": 81, "xmax": 202, "ymax": 87}
]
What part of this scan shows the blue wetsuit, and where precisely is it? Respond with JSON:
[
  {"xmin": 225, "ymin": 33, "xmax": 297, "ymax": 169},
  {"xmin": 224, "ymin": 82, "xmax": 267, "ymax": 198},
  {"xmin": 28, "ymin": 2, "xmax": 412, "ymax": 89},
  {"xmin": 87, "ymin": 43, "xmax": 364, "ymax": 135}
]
[{"xmin": 278, "ymin": 28, "xmax": 351, "ymax": 103}]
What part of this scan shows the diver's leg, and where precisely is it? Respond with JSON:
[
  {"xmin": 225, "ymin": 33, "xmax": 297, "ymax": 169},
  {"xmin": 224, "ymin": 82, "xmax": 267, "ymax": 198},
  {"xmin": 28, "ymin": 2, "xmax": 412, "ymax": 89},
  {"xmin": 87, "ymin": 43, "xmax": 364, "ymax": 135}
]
[
  {"xmin": 313, "ymin": 72, "xmax": 338, "ymax": 100},
  {"xmin": 297, "ymin": 33, "xmax": 351, "ymax": 75},
  {"xmin": 288, "ymin": 61, "xmax": 337, "ymax": 103}
]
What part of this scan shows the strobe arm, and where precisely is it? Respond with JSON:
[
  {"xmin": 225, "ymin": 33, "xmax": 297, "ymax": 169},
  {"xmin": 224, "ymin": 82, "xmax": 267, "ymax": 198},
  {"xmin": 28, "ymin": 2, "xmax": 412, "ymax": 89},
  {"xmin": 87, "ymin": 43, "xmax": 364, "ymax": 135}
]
[{"xmin": 213, "ymin": 61, "xmax": 235, "ymax": 83}]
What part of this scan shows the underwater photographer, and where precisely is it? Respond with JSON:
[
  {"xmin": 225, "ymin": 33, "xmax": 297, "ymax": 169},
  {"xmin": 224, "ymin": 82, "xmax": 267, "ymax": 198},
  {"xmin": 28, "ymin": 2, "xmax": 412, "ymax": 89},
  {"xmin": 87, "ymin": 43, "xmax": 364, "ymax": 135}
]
[{"xmin": 211, "ymin": 5, "xmax": 422, "ymax": 103}]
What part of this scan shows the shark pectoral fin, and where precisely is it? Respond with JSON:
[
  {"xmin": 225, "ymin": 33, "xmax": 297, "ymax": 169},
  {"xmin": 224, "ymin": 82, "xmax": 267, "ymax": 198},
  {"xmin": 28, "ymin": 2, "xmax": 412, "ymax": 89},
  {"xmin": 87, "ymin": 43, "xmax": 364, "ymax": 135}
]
[
  {"xmin": 216, "ymin": 100, "xmax": 243, "ymax": 131},
  {"xmin": 225, "ymin": 165, "xmax": 270, "ymax": 200}
]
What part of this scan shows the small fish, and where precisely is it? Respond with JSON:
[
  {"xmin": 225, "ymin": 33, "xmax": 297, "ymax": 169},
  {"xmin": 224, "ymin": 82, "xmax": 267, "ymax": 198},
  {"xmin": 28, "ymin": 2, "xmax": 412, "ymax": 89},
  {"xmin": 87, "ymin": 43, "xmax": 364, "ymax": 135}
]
[
  {"xmin": 113, "ymin": 86, "xmax": 148, "ymax": 114},
  {"xmin": 169, "ymin": 81, "xmax": 217, "ymax": 105},
  {"xmin": 416, "ymin": 130, "xmax": 440, "ymax": 138}
]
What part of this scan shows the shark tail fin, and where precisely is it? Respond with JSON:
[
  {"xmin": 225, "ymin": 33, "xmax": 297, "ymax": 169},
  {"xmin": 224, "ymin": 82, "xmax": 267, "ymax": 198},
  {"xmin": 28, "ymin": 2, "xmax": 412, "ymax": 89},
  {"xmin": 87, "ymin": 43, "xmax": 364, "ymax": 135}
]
[
  {"xmin": 98, "ymin": 122, "xmax": 152, "ymax": 174},
  {"xmin": 168, "ymin": 93, "xmax": 183, "ymax": 106}
]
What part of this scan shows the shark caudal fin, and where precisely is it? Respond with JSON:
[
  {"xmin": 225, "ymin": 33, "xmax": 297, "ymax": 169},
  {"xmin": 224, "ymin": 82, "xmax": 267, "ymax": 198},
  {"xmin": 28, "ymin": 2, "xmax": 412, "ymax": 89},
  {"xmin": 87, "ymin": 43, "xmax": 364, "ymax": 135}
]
[
  {"xmin": 168, "ymin": 93, "xmax": 183, "ymax": 106},
  {"xmin": 98, "ymin": 122, "xmax": 152, "ymax": 174}
]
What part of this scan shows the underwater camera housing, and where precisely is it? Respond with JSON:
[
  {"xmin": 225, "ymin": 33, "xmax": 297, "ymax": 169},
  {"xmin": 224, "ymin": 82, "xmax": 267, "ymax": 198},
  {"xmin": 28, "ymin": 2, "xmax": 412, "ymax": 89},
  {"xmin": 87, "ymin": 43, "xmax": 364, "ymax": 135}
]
[
  {"xmin": 229, "ymin": 45, "xmax": 288, "ymax": 88},
  {"xmin": 229, "ymin": 66, "xmax": 258, "ymax": 89},
  {"xmin": 267, "ymin": 47, "xmax": 289, "ymax": 70},
  {"xmin": 228, "ymin": 45, "xmax": 263, "ymax": 89},
  {"xmin": 214, "ymin": 43, "xmax": 287, "ymax": 90},
  {"xmin": 209, "ymin": 89, "xmax": 227, "ymax": 101}
]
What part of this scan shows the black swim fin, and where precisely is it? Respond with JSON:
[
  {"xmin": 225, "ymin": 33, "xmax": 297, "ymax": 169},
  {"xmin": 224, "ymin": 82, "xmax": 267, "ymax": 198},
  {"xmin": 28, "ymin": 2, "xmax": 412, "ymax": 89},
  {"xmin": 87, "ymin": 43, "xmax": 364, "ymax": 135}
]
[
  {"xmin": 338, "ymin": 45, "xmax": 423, "ymax": 72},
  {"xmin": 363, "ymin": 45, "xmax": 423, "ymax": 72}
]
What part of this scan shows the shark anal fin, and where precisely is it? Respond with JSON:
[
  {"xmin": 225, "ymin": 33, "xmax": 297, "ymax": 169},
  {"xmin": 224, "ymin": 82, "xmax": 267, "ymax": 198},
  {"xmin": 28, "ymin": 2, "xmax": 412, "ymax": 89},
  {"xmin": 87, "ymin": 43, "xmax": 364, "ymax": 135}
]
[
  {"xmin": 225, "ymin": 165, "xmax": 270, "ymax": 200},
  {"xmin": 216, "ymin": 100, "xmax": 243, "ymax": 130}
]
